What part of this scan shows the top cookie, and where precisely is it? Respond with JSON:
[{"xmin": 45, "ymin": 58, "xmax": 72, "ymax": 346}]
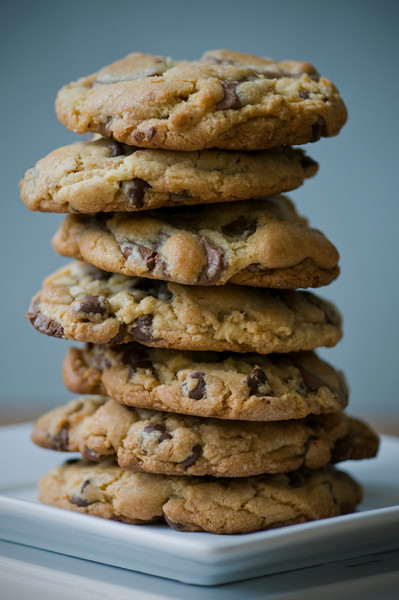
[
  {"xmin": 19, "ymin": 138, "xmax": 317, "ymax": 213},
  {"xmin": 55, "ymin": 49, "xmax": 347, "ymax": 151}
]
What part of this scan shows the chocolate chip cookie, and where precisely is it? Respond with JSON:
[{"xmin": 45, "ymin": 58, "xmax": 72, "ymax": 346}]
[
  {"xmin": 38, "ymin": 459, "xmax": 362, "ymax": 534},
  {"xmin": 32, "ymin": 396, "xmax": 379, "ymax": 477},
  {"xmin": 26, "ymin": 261, "xmax": 342, "ymax": 352},
  {"xmin": 52, "ymin": 196, "xmax": 339, "ymax": 289},
  {"xmin": 63, "ymin": 345, "xmax": 348, "ymax": 421},
  {"xmin": 20, "ymin": 138, "xmax": 317, "ymax": 213},
  {"xmin": 55, "ymin": 49, "xmax": 347, "ymax": 151}
]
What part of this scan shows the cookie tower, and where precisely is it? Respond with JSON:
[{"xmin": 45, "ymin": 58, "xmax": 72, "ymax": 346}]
[{"xmin": 21, "ymin": 50, "xmax": 379, "ymax": 534}]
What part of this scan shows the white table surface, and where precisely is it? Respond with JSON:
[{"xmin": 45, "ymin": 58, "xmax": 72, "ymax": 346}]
[{"xmin": 1, "ymin": 540, "xmax": 398, "ymax": 600}]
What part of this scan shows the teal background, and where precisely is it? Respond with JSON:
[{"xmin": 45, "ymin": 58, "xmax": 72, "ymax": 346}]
[{"xmin": 1, "ymin": 0, "xmax": 398, "ymax": 424}]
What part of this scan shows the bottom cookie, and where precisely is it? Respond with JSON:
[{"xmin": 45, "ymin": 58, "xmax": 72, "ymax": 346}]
[{"xmin": 39, "ymin": 459, "xmax": 362, "ymax": 534}]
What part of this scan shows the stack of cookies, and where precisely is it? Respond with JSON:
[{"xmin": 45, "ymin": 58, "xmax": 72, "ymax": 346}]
[{"xmin": 21, "ymin": 50, "xmax": 379, "ymax": 534}]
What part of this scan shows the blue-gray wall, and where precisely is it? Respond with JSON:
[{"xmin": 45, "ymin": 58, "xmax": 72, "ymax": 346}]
[{"xmin": 1, "ymin": 0, "xmax": 398, "ymax": 423}]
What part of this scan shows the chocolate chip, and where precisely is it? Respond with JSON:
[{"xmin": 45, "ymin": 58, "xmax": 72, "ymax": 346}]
[
  {"xmin": 142, "ymin": 423, "xmax": 172, "ymax": 443},
  {"xmin": 122, "ymin": 350, "xmax": 156, "ymax": 378},
  {"xmin": 133, "ymin": 131, "xmax": 145, "ymax": 143},
  {"xmin": 97, "ymin": 118, "xmax": 113, "ymax": 138},
  {"xmin": 222, "ymin": 216, "xmax": 257, "ymax": 237},
  {"xmin": 123, "ymin": 243, "xmax": 160, "ymax": 271},
  {"xmin": 216, "ymin": 81, "xmax": 242, "ymax": 110},
  {"xmin": 108, "ymin": 141, "xmax": 125, "ymax": 157},
  {"xmin": 157, "ymin": 283, "xmax": 173, "ymax": 302},
  {"xmin": 163, "ymin": 514, "xmax": 191, "ymax": 531},
  {"xmin": 323, "ymin": 95, "xmax": 329, "ymax": 103},
  {"xmin": 197, "ymin": 240, "xmax": 225, "ymax": 284},
  {"xmin": 183, "ymin": 372, "xmax": 206, "ymax": 400},
  {"xmin": 304, "ymin": 293, "xmax": 340, "ymax": 327},
  {"xmin": 72, "ymin": 295, "xmax": 110, "ymax": 318},
  {"xmin": 300, "ymin": 90, "xmax": 310, "ymax": 99},
  {"xmin": 90, "ymin": 268, "xmax": 111, "ymax": 281},
  {"xmin": 310, "ymin": 116, "xmax": 326, "ymax": 142},
  {"xmin": 109, "ymin": 324, "xmax": 128, "ymax": 344},
  {"xmin": 130, "ymin": 315, "xmax": 154, "ymax": 342},
  {"xmin": 70, "ymin": 479, "xmax": 93, "ymax": 507},
  {"xmin": 28, "ymin": 310, "xmax": 65, "ymax": 339},
  {"xmin": 146, "ymin": 126, "xmax": 156, "ymax": 140},
  {"xmin": 82, "ymin": 447, "xmax": 110, "ymax": 461},
  {"xmin": 139, "ymin": 246, "xmax": 159, "ymax": 271},
  {"xmin": 179, "ymin": 444, "xmax": 202, "ymax": 469},
  {"xmin": 246, "ymin": 367, "xmax": 273, "ymax": 396},
  {"xmin": 49, "ymin": 428, "xmax": 69, "ymax": 451},
  {"xmin": 133, "ymin": 129, "xmax": 156, "ymax": 144},
  {"xmin": 296, "ymin": 365, "xmax": 330, "ymax": 393},
  {"xmin": 120, "ymin": 178, "xmax": 151, "ymax": 209}
]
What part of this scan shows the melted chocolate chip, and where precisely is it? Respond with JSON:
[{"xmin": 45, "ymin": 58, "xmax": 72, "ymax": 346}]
[
  {"xmin": 130, "ymin": 315, "xmax": 154, "ymax": 342},
  {"xmin": 222, "ymin": 216, "xmax": 257, "ymax": 237},
  {"xmin": 28, "ymin": 310, "xmax": 65, "ymax": 339},
  {"xmin": 97, "ymin": 118, "xmax": 113, "ymax": 138},
  {"xmin": 142, "ymin": 423, "xmax": 172, "ymax": 443},
  {"xmin": 179, "ymin": 444, "xmax": 202, "ymax": 469},
  {"xmin": 246, "ymin": 368, "xmax": 273, "ymax": 396},
  {"xmin": 73, "ymin": 295, "xmax": 109, "ymax": 317},
  {"xmin": 197, "ymin": 240, "xmax": 225, "ymax": 284},
  {"xmin": 296, "ymin": 365, "xmax": 330, "ymax": 393},
  {"xmin": 82, "ymin": 447, "xmax": 110, "ymax": 461},
  {"xmin": 300, "ymin": 90, "xmax": 310, "ymax": 100},
  {"xmin": 108, "ymin": 141, "xmax": 125, "ymax": 157},
  {"xmin": 183, "ymin": 372, "xmax": 206, "ymax": 400},
  {"xmin": 310, "ymin": 116, "xmax": 326, "ymax": 143},
  {"xmin": 109, "ymin": 324, "xmax": 128, "ymax": 344},
  {"xmin": 157, "ymin": 283, "xmax": 173, "ymax": 302},
  {"xmin": 163, "ymin": 514, "xmax": 191, "ymax": 531},
  {"xmin": 146, "ymin": 126, "xmax": 156, "ymax": 140},
  {"xmin": 123, "ymin": 351, "xmax": 156, "ymax": 378},
  {"xmin": 133, "ymin": 128, "xmax": 157, "ymax": 144},
  {"xmin": 121, "ymin": 178, "xmax": 151, "ymax": 209},
  {"xmin": 49, "ymin": 428, "xmax": 69, "ymax": 451},
  {"xmin": 90, "ymin": 268, "xmax": 111, "ymax": 281},
  {"xmin": 216, "ymin": 81, "xmax": 242, "ymax": 110},
  {"xmin": 70, "ymin": 479, "xmax": 93, "ymax": 507},
  {"xmin": 139, "ymin": 246, "xmax": 159, "ymax": 271}
]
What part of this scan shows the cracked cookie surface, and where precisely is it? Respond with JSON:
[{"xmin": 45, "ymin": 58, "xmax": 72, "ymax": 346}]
[
  {"xmin": 55, "ymin": 49, "xmax": 347, "ymax": 151},
  {"xmin": 20, "ymin": 138, "xmax": 317, "ymax": 213},
  {"xmin": 63, "ymin": 345, "xmax": 348, "ymax": 421},
  {"xmin": 39, "ymin": 459, "xmax": 362, "ymax": 534},
  {"xmin": 53, "ymin": 196, "xmax": 339, "ymax": 289},
  {"xmin": 26, "ymin": 261, "xmax": 342, "ymax": 352},
  {"xmin": 32, "ymin": 396, "xmax": 379, "ymax": 478}
]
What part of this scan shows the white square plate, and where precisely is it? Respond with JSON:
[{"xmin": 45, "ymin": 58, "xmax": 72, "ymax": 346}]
[{"xmin": 0, "ymin": 423, "xmax": 398, "ymax": 586}]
